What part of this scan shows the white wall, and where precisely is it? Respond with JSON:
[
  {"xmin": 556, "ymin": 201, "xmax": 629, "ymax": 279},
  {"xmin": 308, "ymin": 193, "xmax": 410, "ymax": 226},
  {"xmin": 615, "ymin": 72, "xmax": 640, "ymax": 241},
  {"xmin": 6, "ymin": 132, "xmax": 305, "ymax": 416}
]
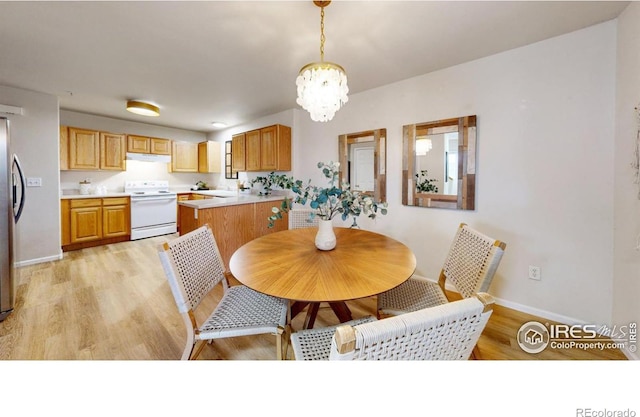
[
  {"xmin": 60, "ymin": 110, "xmax": 212, "ymax": 192},
  {"xmin": 0, "ymin": 86, "xmax": 61, "ymax": 265},
  {"xmin": 291, "ymin": 22, "xmax": 618, "ymax": 326},
  {"xmin": 614, "ymin": 3, "xmax": 640, "ymax": 359}
]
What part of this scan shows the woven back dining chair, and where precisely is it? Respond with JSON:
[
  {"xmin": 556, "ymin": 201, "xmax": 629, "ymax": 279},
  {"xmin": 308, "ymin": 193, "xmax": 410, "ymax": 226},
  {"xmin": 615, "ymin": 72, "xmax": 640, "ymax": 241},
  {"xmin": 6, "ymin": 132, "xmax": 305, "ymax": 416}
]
[
  {"xmin": 377, "ymin": 222, "xmax": 506, "ymax": 318},
  {"xmin": 290, "ymin": 293, "xmax": 494, "ymax": 360},
  {"xmin": 288, "ymin": 209, "xmax": 319, "ymax": 229},
  {"xmin": 158, "ymin": 225, "xmax": 289, "ymax": 360}
]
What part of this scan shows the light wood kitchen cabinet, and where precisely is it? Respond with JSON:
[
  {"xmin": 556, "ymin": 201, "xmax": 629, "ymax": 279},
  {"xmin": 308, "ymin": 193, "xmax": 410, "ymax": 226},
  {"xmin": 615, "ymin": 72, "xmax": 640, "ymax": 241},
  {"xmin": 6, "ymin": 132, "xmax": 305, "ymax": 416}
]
[
  {"xmin": 198, "ymin": 141, "xmax": 221, "ymax": 173},
  {"xmin": 100, "ymin": 132, "xmax": 126, "ymax": 170},
  {"xmin": 60, "ymin": 126, "xmax": 126, "ymax": 171},
  {"xmin": 150, "ymin": 138, "xmax": 171, "ymax": 155},
  {"xmin": 68, "ymin": 127, "xmax": 100, "ymax": 170},
  {"xmin": 171, "ymin": 141, "xmax": 199, "ymax": 172},
  {"xmin": 179, "ymin": 199, "xmax": 288, "ymax": 269},
  {"xmin": 245, "ymin": 129, "xmax": 262, "ymax": 171},
  {"xmin": 232, "ymin": 133, "xmax": 246, "ymax": 172},
  {"xmin": 127, "ymin": 135, "xmax": 171, "ymax": 155},
  {"xmin": 260, "ymin": 124, "xmax": 291, "ymax": 171},
  {"xmin": 230, "ymin": 124, "xmax": 291, "ymax": 172},
  {"xmin": 60, "ymin": 126, "xmax": 69, "ymax": 170},
  {"xmin": 69, "ymin": 198, "xmax": 103, "ymax": 243},
  {"xmin": 61, "ymin": 197, "xmax": 131, "ymax": 251},
  {"xmin": 102, "ymin": 197, "xmax": 130, "ymax": 238}
]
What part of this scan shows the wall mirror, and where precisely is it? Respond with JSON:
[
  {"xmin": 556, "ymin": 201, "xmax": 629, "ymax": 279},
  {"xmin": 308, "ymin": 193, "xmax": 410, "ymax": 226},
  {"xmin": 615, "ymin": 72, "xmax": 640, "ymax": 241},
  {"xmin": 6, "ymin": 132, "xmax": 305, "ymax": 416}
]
[
  {"xmin": 402, "ymin": 115, "xmax": 476, "ymax": 210},
  {"xmin": 338, "ymin": 128, "xmax": 386, "ymax": 203}
]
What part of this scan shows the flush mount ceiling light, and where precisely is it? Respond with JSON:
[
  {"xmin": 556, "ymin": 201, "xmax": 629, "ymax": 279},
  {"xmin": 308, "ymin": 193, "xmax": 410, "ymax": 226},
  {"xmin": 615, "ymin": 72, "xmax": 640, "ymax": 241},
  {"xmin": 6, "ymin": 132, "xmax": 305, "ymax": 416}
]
[
  {"xmin": 211, "ymin": 122, "xmax": 227, "ymax": 129},
  {"xmin": 126, "ymin": 100, "xmax": 160, "ymax": 117},
  {"xmin": 296, "ymin": 0, "xmax": 348, "ymax": 123}
]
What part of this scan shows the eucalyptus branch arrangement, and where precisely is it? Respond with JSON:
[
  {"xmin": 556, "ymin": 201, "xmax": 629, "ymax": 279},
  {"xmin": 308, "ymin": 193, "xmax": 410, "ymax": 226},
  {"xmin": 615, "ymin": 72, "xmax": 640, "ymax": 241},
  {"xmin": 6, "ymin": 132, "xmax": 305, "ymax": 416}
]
[
  {"xmin": 415, "ymin": 169, "xmax": 439, "ymax": 193},
  {"xmin": 265, "ymin": 161, "xmax": 388, "ymax": 228},
  {"xmin": 250, "ymin": 173, "xmax": 293, "ymax": 196}
]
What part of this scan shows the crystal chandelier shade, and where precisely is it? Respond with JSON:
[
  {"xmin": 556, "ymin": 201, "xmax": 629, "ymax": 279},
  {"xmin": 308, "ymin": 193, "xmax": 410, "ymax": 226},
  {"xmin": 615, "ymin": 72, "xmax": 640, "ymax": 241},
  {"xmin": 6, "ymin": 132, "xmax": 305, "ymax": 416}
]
[{"xmin": 296, "ymin": 1, "xmax": 348, "ymax": 122}]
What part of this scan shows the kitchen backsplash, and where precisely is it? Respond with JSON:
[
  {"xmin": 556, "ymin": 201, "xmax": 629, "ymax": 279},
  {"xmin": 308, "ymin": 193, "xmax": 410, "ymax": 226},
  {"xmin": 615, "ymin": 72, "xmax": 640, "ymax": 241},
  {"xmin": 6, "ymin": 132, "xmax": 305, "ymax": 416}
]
[{"xmin": 59, "ymin": 159, "xmax": 229, "ymax": 193}]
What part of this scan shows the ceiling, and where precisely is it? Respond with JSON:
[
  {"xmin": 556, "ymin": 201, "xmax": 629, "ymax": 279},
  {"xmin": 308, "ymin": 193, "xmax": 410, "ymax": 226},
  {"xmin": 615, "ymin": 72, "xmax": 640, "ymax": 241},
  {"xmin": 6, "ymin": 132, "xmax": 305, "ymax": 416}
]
[{"xmin": 0, "ymin": 1, "xmax": 629, "ymax": 133}]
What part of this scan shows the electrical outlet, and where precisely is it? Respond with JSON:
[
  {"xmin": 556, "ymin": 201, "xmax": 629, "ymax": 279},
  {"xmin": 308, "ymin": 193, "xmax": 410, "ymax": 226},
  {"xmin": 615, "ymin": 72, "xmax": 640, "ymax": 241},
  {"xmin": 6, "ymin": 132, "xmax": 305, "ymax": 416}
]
[
  {"xmin": 26, "ymin": 177, "xmax": 42, "ymax": 187},
  {"xmin": 528, "ymin": 265, "xmax": 541, "ymax": 281}
]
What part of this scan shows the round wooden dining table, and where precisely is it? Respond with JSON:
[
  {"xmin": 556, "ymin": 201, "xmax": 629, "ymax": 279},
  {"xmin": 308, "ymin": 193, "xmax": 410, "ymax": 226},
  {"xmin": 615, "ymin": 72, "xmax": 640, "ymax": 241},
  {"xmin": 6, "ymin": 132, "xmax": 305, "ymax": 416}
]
[{"xmin": 229, "ymin": 227, "xmax": 416, "ymax": 328}]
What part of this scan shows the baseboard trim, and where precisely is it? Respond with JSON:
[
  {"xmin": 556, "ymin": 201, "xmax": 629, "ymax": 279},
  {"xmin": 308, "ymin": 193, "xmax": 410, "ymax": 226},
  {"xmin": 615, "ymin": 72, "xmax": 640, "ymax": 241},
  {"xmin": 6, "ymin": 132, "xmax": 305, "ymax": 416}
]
[
  {"xmin": 15, "ymin": 252, "xmax": 63, "ymax": 267},
  {"xmin": 414, "ymin": 274, "xmax": 638, "ymax": 360}
]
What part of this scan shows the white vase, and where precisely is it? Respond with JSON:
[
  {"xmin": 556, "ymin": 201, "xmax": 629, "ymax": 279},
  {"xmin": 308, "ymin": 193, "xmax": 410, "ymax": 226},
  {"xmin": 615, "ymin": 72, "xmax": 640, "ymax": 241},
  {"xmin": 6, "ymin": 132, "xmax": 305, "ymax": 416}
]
[{"xmin": 315, "ymin": 219, "xmax": 337, "ymax": 251}]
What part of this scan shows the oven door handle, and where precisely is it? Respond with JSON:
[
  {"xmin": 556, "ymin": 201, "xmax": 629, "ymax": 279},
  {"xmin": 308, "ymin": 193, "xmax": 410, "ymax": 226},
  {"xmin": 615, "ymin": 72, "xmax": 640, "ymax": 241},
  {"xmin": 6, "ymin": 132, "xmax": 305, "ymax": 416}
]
[{"xmin": 131, "ymin": 196, "xmax": 178, "ymax": 203}]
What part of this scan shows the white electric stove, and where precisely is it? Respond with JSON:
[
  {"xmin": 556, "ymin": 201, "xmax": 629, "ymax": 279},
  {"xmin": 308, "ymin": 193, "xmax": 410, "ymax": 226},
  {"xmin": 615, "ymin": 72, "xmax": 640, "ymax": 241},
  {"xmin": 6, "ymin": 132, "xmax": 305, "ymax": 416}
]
[{"xmin": 124, "ymin": 180, "xmax": 177, "ymax": 240}]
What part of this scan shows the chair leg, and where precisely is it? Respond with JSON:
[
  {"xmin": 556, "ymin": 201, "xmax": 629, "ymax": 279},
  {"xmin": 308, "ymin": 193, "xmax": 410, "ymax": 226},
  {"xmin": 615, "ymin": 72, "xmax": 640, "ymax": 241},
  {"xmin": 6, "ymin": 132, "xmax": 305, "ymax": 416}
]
[
  {"xmin": 281, "ymin": 324, "xmax": 292, "ymax": 360},
  {"xmin": 190, "ymin": 340, "xmax": 207, "ymax": 360},
  {"xmin": 470, "ymin": 344, "xmax": 481, "ymax": 360},
  {"xmin": 276, "ymin": 327, "xmax": 285, "ymax": 360}
]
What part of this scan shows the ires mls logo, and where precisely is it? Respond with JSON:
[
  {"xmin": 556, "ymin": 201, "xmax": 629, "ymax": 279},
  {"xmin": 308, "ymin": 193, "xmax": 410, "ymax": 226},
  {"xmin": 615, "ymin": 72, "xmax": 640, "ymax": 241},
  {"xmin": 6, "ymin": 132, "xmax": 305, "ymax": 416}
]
[
  {"xmin": 517, "ymin": 321, "xmax": 550, "ymax": 353},
  {"xmin": 517, "ymin": 321, "xmax": 636, "ymax": 354}
]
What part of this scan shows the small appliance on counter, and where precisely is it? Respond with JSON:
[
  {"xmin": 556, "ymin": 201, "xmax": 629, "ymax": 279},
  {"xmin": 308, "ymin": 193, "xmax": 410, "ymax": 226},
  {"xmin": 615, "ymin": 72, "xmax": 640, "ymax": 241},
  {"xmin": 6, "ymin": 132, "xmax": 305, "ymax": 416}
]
[{"xmin": 79, "ymin": 179, "xmax": 91, "ymax": 195}]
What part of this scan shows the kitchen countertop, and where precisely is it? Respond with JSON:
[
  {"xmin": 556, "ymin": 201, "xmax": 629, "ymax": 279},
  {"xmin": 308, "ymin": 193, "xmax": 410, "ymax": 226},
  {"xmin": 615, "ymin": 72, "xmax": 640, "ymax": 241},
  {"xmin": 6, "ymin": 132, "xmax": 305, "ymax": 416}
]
[
  {"xmin": 178, "ymin": 193, "xmax": 288, "ymax": 209},
  {"xmin": 60, "ymin": 192, "xmax": 131, "ymax": 200}
]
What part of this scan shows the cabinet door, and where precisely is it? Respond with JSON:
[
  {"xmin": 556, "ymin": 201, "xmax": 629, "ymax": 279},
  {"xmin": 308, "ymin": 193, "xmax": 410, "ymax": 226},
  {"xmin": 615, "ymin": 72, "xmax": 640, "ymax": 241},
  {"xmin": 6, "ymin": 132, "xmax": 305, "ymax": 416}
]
[
  {"xmin": 151, "ymin": 138, "xmax": 171, "ymax": 155},
  {"xmin": 171, "ymin": 141, "xmax": 199, "ymax": 172},
  {"xmin": 260, "ymin": 125, "xmax": 278, "ymax": 171},
  {"xmin": 127, "ymin": 135, "xmax": 150, "ymax": 153},
  {"xmin": 198, "ymin": 141, "xmax": 221, "ymax": 173},
  {"xmin": 100, "ymin": 132, "xmax": 126, "ymax": 171},
  {"xmin": 60, "ymin": 126, "xmax": 69, "ymax": 171},
  {"xmin": 261, "ymin": 124, "xmax": 291, "ymax": 171},
  {"xmin": 69, "ymin": 128, "xmax": 100, "ymax": 170},
  {"xmin": 245, "ymin": 129, "xmax": 261, "ymax": 171},
  {"xmin": 70, "ymin": 206, "xmax": 103, "ymax": 243},
  {"xmin": 61, "ymin": 199, "xmax": 71, "ymax": 246},
  {"xmin": 103, "ymin": 204, "xmax": 129, "ymax": 238},
  {"xmin": 232, "ymin": 133, "xmax": 246, "ymax": 172}
]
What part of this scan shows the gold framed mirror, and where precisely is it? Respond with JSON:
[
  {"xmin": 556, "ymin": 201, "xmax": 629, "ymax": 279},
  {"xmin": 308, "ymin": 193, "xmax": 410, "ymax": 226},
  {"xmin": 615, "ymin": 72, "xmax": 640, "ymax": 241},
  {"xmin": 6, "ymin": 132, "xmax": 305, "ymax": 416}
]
[
  {"xmin": 338, "ymin": 128, "xmax": 387, "ymax": 203},
  {"xmin": 402, "ymin": 115, "xmax": 476, "ymax": 210}
]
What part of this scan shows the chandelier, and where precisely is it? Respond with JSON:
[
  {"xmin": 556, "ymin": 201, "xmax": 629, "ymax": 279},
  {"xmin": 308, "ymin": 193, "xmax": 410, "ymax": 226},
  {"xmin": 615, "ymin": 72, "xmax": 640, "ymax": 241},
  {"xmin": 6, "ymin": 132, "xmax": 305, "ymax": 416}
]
[{"xmin": 296, "ymin": 1, "xmax": 348, "ymax": 122}]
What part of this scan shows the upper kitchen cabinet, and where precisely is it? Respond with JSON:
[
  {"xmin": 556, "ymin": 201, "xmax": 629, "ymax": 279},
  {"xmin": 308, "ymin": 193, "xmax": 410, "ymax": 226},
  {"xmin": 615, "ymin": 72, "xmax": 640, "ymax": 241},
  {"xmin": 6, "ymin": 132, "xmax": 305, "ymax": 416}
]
[
  {"xmin": 260, "ymin": 124, "xmax": 291, "ymax": 171},
  {"xmin": 246, "ymin": 129, "xmax": 262, "ymax": 171},
  {"xmin": 232, "ymin": 133, "xmax": 246, "ymax": 172},
  {"xmin": 127, "ymin": 135, "xmax": 171, "ymax": 155},
  {"xmin": 68, "ymin": 127, "xmax": 100, "ymax": 170},
  {"xmin": 171, "ymin": 141, "xmax": 198, "ymax": 172},
  {"xmin": 198, "ymin": 141, "xmax": 221, "ymax": 173},
  {"xmin": 61, "ymin": 126, "xmax": 126, "ymax": 171},
  {"xmin": 231, "ymin": 124, "xmax": 291, "ymax": 172},
  {"xmin": 60, "ymin": 125, "xmax": 69, "ymax": 170},
  {"xmin": 100, "ymin": 132, "xmax": 126, "ymax": 170}
]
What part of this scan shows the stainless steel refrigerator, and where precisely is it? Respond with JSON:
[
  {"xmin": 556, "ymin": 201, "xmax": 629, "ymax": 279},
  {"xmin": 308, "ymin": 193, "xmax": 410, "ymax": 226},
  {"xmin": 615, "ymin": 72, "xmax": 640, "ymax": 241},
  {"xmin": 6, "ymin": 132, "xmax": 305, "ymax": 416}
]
[{"xmin": 0, "ymin": 117, "xmax": 26, "ymax": 321}]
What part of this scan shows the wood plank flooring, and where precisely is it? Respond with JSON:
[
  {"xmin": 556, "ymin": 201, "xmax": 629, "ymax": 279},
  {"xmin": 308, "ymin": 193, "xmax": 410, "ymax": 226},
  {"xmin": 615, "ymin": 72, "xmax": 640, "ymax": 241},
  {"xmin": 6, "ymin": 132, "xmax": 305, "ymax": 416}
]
[{"xmin": 0, "ymin": 234, "xmax": 627, "ymax": 360}]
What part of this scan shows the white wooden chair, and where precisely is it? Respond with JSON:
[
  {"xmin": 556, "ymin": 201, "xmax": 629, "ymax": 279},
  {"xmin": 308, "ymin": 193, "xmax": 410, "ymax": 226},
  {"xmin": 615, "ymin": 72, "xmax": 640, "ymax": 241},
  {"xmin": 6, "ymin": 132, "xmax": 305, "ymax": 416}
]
[
  {"xmin": 377, "ymin": 223, "xmax": 506, "ymax": 317},
  {"xmin": 290, "ymin": 294, "xmax": 494, "ymax": 360},
  {"xmin": 158, "ymin": 225, "xmax": 289, "ymax": 360}
]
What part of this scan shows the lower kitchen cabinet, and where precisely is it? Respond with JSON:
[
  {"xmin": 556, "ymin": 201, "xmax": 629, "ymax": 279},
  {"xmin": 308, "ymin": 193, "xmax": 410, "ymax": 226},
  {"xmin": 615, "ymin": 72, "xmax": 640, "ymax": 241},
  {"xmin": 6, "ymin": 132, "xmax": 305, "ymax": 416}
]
[
  {"xmin": 70, "ymin": 202, "xmax": 102, "ymax": 243},
  {"xmin": 61, "ymin": 197, "xmax": 130, "ymax": 251},
  {"xmin": 102, "ymin": 198, "xmax": 130, "ymax": 238},
  {"xmin": 178, "ymin": 200, "xmax": 288, "ymax": 269}
]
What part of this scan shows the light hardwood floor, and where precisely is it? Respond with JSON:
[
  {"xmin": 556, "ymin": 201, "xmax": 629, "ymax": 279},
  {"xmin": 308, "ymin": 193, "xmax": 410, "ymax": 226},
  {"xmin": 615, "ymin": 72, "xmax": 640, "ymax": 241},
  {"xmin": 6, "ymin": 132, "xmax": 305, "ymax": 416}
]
[{"xmin": 0, "ymin": 234, "xmax": 627, "ymax": 360}]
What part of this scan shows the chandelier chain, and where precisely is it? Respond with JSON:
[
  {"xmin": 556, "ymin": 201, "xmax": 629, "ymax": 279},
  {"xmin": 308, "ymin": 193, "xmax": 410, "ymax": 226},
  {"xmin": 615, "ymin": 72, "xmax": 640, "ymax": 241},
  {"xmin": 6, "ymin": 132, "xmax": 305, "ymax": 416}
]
[{"xmin": 320, "ymin": 6, "xmax": 325, "ymax": 62}]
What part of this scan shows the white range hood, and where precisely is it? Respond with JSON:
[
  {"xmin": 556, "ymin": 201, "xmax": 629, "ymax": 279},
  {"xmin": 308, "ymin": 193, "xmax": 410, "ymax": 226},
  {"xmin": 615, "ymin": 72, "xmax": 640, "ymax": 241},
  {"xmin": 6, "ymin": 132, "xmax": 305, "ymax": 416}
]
[{"xmin": 125, "ymin": 152, "xmax": 171, "ymax": 163}]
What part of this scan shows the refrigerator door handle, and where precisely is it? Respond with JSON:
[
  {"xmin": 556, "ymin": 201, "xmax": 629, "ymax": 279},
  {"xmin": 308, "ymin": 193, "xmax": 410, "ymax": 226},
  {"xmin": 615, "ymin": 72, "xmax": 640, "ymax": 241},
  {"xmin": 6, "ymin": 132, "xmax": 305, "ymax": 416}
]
[{"xmin": 12, "ymin": 154, "xmax": 26, "ymax": 223}]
